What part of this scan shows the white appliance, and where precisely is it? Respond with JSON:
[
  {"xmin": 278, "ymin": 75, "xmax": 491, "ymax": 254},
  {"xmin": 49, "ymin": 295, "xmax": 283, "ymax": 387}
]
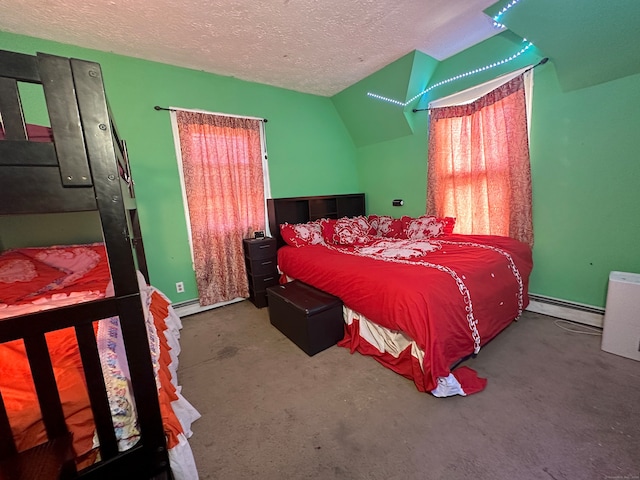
[{"xmin": 601, "ymin": 271, "xmax": 640, "ymax": 361}]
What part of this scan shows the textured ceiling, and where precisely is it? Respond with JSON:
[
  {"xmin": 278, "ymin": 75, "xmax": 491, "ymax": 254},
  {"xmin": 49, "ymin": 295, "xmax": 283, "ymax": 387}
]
[{"xmin": 0, "ymin": 0, "xmax": 501, "ymax": 96}]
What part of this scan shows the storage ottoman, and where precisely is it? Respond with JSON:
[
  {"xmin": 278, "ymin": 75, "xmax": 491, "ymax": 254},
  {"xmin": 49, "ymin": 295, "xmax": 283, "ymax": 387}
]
[{"xmin": 266, "ymin": 281, "xmax": 344, "ymax": 356}]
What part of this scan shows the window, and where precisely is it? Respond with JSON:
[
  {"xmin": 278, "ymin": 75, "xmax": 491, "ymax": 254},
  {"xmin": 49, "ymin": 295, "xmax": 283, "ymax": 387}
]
[
  {"xmin": 427, "ymin": 71, "xmax": 533, "ymax": 246},
  {"xmin": 171, "ymin": 109, "xmax": 270, "ymax": 305}
]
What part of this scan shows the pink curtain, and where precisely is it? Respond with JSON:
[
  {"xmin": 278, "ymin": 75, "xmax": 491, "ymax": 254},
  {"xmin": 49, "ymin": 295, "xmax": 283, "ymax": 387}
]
[
  {"xmin": 176, "ymin": 111, "xmax": 266, "ymax": 306},
  {"xmin": 427, "ymin": 74, "xmax": 533, "ymax": 246}
]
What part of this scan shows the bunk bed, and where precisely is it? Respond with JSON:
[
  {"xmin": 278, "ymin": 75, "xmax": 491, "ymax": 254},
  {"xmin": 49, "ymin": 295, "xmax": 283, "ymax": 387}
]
[{"xmin": 0, "ymin": 49, "xmax": 198, "ymax": 479}]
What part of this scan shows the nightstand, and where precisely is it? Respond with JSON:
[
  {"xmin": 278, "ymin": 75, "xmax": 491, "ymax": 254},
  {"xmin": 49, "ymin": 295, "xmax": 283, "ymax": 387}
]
[{"xmin": 243, "ymin": 237, "xmax": 278, "ymax": 308}]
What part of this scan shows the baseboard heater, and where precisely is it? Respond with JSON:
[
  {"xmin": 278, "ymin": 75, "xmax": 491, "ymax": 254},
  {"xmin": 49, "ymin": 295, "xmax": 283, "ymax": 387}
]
[
  {"xmin": 173, "ymin": 297, "xmax": 244, "ymax": 318},
  {"xmin": 526, "ymin": 294, "xmax": 604, "ymax": 328},
  {"xmin": 174, "ymin": 293, "xmax": 605, "ymax": 326}
]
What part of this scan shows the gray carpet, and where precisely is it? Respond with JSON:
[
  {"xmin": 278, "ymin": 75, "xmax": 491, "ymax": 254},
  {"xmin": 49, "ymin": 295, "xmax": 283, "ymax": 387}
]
[{"xmin": 177, "ymin": 301, "xmax": 640, "ymax": 480}]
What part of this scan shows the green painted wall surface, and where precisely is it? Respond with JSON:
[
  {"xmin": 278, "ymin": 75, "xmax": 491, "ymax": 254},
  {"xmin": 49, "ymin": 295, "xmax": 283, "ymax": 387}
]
[
  {"xmin": 419, "ymin": 31, "xmax": 543, "ymax": 107},
  {"xmin": 356, "ymin": 114, "xmax": 428, "ymax": 218},
  {"xmin": 487, "ymin": 0, "xmax": 640, "ymax": 92},
  {"xmin": 4, "ymin": 24, "xmax": 639, "ymax": 310},
  {"xmin": 346, "ymin": 32, "xmax": 640, "ymax": 308},
  {"xmin": 404, "ymin": 51, "xmax": 440, "ymax": 133},
  {"xmin": 0, "ymin": 31, "xmax": 359, "ymax": 303},
  {"xmin": 332, "ymin": 52, "xmax": 416, "ymax": 147},
  {"xmin": 0, "ymin": 212, "xmax": 103, "ymax": 249},
  {"xmin": 528, "ymin": 63, "xmax": 640, "ymax": 305}
]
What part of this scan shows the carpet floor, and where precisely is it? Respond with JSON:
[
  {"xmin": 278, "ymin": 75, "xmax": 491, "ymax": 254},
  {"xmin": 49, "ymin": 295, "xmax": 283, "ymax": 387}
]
[{"xmin": 176, "ymin": 301, "xmax": 640, "ymax": 480}]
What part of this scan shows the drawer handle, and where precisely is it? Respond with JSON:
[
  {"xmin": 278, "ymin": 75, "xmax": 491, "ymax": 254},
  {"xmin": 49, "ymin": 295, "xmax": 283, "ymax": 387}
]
[
  {"xmin": 259, "ymin": 245, "xmax": 271, "ymax": 249},
  {"xmin": 263, "ymin": 277, "xmax": 274, "ymax": 282},
  {"xmin": 261, "ymin": 261, "xmax": 273, "ymax": 266}
]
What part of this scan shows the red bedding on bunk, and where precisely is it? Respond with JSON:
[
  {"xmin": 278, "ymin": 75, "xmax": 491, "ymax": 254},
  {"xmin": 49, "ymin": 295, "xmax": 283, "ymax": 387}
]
[
  {"xmin": 0, "ymin": 244, "xmax": 184, "ymax": 461},
  {"xmin": 277, "ymin": 234, "xmax": 533, "ymax": 393},
  {"xmin": 1, "ymin": 327, "xmax": 98, "ymax": 456},
  {"xmin": 0, "ymin": 123, "xmax": 53, "ymax": 142}
]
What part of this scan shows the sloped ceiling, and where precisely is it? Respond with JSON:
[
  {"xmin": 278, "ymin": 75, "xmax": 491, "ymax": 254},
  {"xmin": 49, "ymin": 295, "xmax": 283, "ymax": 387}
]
[
  {"xmin": 0, "ymin": 0, "xmax": 502, "ymax": 97},
  {"xmin": 2, "ymin": 1, "xmax": 637, "ymax": 97},
  {"xmin": 486, "ymin": 0, "xmax": 640, "ymax": 91}
]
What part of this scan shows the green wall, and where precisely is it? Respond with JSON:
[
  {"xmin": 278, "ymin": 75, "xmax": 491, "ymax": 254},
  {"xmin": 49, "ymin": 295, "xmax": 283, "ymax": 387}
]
[
  {"xmin": 528, "ymin": 63, "xmax": 640, "ymax": 306},
  {"xmin": 3, "ymin": 24, "xmax": 639, "ymax": 309},
  {"xmin": 354, "ymin": 115, "xmax": 428, "ymax": 218},
  {"xmin": 340, "ymin": 31, "xmax": 640, "ymax": 308},
  {"xmin": 0, "ymin": 31, "xmax": 360, "ymax": 303}
]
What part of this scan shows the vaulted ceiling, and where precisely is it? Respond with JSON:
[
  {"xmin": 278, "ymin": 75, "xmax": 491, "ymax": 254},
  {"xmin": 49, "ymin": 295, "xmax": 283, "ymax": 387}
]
[
  {"xmin": 485, "ymin": 0, "xmax": 640, "ymax": 91},
  {"xmin": 0, "ymin": 0, "xmax": 502, "ymax": 96},
  {"xmin": 1, "ymin": 1, "xmax": 639, "ymax": 97}
]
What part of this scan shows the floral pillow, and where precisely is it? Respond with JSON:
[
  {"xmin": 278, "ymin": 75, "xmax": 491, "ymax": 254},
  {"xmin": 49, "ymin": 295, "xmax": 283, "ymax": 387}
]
[
  {"xmin": 402, "ymin": 215, "xmax": 456, "ymax": 240},
  {"xmin": 322, "ymin": 216, "xmax": 375, "ymax": 245},
  {"xmin": 368, "ymin": 215, "xmax": 404, "ymax": 239},
  {"xmin": 280, "ymin": 220, "xmax": 325, "ymax": 247},
  {"xmin": 441, "ymin": 216, "xmax": 456, "ymax": 235},
  {"xmin": 0, "ymin": 250, "xmax": 67, "ymax": 304}
]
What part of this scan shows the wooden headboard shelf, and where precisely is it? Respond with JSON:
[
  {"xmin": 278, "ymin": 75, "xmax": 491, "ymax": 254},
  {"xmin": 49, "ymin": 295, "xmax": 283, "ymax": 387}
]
[{"xmin": 267, "ymin": 193, "xmax": 365, "ymax": 248}]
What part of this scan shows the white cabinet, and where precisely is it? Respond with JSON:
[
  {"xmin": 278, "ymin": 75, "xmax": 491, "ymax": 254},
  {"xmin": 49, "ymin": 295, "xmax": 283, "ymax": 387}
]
[{"xmin": 601, "ymin": 271, "xmax": 640, "ymax": 361}]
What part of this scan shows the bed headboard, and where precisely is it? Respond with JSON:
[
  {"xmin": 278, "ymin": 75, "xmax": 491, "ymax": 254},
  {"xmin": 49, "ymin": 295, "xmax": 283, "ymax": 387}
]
[{"xmin": 267, "ymin": 193, "xmax": 365, "ymax": 248}]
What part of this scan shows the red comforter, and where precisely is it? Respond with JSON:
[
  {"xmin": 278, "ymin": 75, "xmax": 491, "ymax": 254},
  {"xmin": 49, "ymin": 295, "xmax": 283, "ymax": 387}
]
[
  {"xmin": 277, "ymin": 234, "xmax": 533, "ymax": 394},
  {"xmin": 0, "ymin": 244, "xmax": 185, "ymax": 462}
]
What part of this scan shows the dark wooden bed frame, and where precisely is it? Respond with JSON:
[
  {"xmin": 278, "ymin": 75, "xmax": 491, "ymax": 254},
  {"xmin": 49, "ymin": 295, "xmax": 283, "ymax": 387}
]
[
  {"xmin": 0, "ymin": 50, "xmax": 168, "ymax": 479},
  {"xmin": 267, "ymin": 194, "xmax": 482, "ymax": 372},
  {"xmin": 267, "ymin": 193, "xmax": 366, "ymax": 249}
]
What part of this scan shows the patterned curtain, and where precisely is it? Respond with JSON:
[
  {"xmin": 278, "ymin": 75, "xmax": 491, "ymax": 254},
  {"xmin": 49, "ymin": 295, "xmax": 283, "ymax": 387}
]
[
  {"xmin": 427, "ymin": 74, "xmax": 533, "ymax": 246},
  {"xmin": 176, "ymin": 111, "xmax": 266, "ymax": 306}
]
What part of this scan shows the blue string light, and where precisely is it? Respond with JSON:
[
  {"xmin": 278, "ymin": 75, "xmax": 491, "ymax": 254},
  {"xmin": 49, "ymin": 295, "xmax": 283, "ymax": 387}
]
[
  {"xmin": 493, "ymin": 0, "xmax": 523, "ymax": 29},
  {"xmin": 366, "ymin": 41, "xmax": 533, "ymax": 107},
  {"xmin": 367, "ymin": 0, "xmax": 529, "ymax": 107}
]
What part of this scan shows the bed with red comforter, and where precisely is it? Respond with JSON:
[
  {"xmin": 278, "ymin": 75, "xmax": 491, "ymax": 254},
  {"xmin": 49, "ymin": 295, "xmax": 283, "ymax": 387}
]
[
  {"xmin": 0, "ymin": 243, "xmax": 200, "ymax": 478},
  {"xmin": 276, "ymin": 215, "xmax": 533, "ymax": 397}
]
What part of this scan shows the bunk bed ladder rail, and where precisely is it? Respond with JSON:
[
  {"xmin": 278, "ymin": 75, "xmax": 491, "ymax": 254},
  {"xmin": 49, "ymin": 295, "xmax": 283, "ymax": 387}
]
[
  {"xmin": 0, "ymin": 50, "xmax": 171, "ymax": 478},
  {"xmin": 0, "ymin": 51, "xmax": 97, "ymax": 215},
  {"xmin": 69, "ymin": 55, "xmax": 171, "ymax": 478}
]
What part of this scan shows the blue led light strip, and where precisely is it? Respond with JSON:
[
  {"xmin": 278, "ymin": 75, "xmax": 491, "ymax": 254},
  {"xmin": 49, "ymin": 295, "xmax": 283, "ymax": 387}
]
[
  {"xmin": 493, "ymin": 0, "xmax": 523, "ymax": 29},
  {"xmin": 367, "ymin": 41, "xmax": 533, "ymax": 107}
]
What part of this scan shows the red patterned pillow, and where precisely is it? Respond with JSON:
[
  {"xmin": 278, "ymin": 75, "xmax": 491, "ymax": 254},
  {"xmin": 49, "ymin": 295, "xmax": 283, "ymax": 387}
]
[
  {"xmin": 280, "ymin": 221, "xmax": 325, "ymax": 247},
  {"xmin": 0, "ymin": 251, "xmax": 67, "ymax": 304},
  {"xmin": 368, "ymin": 215, "xmax": 404, "ymax": 239},
  {"xmin": 402, "ymin": 215, "xmax": 456, "ymax": 239},
  {"xmin": 441, "ymin": 217, "xmax": 456, "ymax": 235},
  {"xmin": 322, "ymin": 216, "xmax": 375, "ymax": 245}
]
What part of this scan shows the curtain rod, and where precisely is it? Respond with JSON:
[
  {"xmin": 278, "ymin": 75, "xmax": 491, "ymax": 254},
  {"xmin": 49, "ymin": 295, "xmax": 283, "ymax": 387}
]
[
  {"xmin": 154, "ymin": 105, "xmax": 268, "ymax": 122},
  {"xmin": 411, "ymin": 57, "xmax": 548, "ymax": 113}
]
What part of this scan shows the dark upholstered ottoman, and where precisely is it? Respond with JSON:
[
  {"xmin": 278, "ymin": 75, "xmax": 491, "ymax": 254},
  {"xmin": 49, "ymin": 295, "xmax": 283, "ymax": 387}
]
[{"xmin": 266, "ymin": 281, "xmax": 344, "ymax": 356}]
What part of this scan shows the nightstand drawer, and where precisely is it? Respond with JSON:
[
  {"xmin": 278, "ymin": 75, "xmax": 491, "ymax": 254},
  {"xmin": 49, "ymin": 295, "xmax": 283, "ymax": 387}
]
[
  {"xmin": 246, "ymin": 257, "xmax": 278, "ymax": 276},
  {"xmin": 248, "ymin": 272, "xmax": 279, "ymax": 293},
  {"xmin": 243, "ymin": 238, "xmax": 277, "ymax": 260},
  {"xmin": 243, "ymin": 237, "xmax": 277, "ymax": 308},
  {"xmin": 248, "ymin": 286, "xmax": 269, "ymax": 309}
]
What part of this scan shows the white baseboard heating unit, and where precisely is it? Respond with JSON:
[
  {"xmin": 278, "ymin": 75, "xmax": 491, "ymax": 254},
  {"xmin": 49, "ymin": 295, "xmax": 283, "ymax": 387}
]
[
  {"xmin": 601, "ymin": 271, "xmax": 640, "ymax": 361},
  {"xmin": 526, "ymin": 294, "xmax": 604, "ymax": 328}
]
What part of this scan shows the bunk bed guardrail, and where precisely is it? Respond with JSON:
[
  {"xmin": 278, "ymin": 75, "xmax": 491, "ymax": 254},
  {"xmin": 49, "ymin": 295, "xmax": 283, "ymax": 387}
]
[{"xmin": 0, "ymin": 49, "xmax": 169, "ymax": 479}]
